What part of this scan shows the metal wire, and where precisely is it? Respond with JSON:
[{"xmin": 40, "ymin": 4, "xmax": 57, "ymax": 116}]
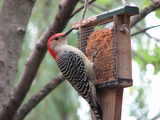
[{"xmin": 78, "ymin": 21, "xmax": 118, "ymax": 83}]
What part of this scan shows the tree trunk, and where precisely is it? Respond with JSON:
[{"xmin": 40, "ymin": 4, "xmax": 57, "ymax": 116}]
[{"xmin": 0, "ymin": 0, "xmax": 36, "ymax": 104}]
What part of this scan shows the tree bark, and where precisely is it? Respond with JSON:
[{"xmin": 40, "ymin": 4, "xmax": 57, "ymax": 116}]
[{"xmin": 0, "ymin": 0, "xmax": 36, "ymax": 105}]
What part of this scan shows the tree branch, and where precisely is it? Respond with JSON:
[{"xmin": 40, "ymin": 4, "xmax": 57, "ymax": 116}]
[
  {"xmin": 132, "ymin": 25, "xmax": 160, "ymax": 42},
  {"xmin": 131, "ymin": 25, "xmax": 160, "ymax": 36},
  {"xmin": 145, "ymin": 32, "xmax": 160, "ymax": 42},
  {"xmin": 131, "ymin": 3, "xmax": 160, "ymax": 27},
  {"xmin": 13, "ymin": 73, "xmax": 64, "ymax": 120},
  {"xmin": 0, "ymin": 0, "xmax": 79, "ymax": 120}
]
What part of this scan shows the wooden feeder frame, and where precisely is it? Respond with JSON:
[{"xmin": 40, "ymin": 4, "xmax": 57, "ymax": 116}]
[{"xmin": 73, "ymin": 6, "xmax": 139, "ymax": 120}]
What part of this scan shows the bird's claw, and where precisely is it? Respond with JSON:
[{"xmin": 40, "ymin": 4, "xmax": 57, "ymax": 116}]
[{"xmin": 92, "ymin": 46, "xmax": 101, "ymax": 68}]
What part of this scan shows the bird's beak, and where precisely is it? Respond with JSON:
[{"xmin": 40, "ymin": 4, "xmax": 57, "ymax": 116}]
[{"xmin": 62, "ymin": 28, "xmax": 74, "ymax": 38}]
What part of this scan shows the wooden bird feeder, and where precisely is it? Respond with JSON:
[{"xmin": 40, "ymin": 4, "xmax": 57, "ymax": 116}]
[{"xmin": 73, "ymin": 6, "xmax": 139, "ymax": 120}]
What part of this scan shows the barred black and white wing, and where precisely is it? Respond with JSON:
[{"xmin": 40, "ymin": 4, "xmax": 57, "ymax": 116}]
[{"xmin": 57, "ymin": 51, "xmax": 103, "ymax": 120}]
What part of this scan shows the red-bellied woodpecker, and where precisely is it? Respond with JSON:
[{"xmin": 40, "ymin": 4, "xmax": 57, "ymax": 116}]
[{"xmin": 47, "ymin": 28, "xmax": 103, "ymax": 120}]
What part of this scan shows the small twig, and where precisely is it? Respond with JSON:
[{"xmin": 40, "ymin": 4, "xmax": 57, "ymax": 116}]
[
  {"xmin": 132, "ymin": 25, "xmax": 160, "ymax": 42},
  {"xmin": 131, "ymin": 25, "xmax": 160, "ymax": 36},
  {"xmin": 145, "ymin": 32, "xmax": 160, "ymax": 42},
  {"xmin": 13, "ymin": 73, "xmax": 64, "ymax": 120}
]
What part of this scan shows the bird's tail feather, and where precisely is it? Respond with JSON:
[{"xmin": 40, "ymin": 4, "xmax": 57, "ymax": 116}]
[{"xmin": 89, "ymin": 100, "xmax": 103, "ymax": 120}]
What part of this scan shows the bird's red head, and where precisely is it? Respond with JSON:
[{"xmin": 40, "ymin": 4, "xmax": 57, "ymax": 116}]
[
  {"xmin": 47, "ymin": 28, "xmax": 74, "ymax": 60},
  {"xmin": 47, "ymin": 33, "xmax": 64, "ymax": 60}
]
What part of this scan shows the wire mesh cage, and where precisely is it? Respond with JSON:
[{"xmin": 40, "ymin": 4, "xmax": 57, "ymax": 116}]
[
  {"xmin": 79, "ymin": 22, "xmax": 116, "ymax": 83},
  {"xmin": 73, "ymin": 6, "xmax": 139, "ymax": 89}
]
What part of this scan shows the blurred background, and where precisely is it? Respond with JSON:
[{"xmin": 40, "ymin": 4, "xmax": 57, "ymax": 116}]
[{"xmin": 2, "ymin": 0, "xmax": 159, "ymax": 120}]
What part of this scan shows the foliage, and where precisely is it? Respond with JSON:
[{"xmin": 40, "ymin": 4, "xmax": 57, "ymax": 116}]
[{"xmin": 155, "ymin": 9, "xmax": 160, "ymax": 18}]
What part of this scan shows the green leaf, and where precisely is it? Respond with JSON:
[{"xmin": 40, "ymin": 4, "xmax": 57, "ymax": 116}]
[{"xmin": 155, "ymin": 9, "xmax": 160, "ymax": 18}]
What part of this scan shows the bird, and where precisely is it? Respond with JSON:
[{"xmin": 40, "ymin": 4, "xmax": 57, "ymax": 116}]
[{"xmin": 47, "ymin": 28, "xmax": 103, "ymax": 120}]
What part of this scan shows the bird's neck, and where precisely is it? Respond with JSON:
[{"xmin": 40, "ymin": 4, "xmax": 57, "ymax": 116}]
[
  {"xmin": 48, "ymin": 47, "xmax": 57, "ymax": 60},
  {"xmin": 49, "ymin": 44, "xmax": 70, "ymax": 60}
]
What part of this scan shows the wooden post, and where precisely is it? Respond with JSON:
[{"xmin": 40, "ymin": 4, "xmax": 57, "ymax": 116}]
[{"xmin": 91, "ymin": 88, "xmax": 123, "ymax": 120}]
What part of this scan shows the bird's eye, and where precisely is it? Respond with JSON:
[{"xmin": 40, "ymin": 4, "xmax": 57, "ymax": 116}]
[{"xmin": 54, "ymin": 37, "xmax": 59, "ymax": 41}]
